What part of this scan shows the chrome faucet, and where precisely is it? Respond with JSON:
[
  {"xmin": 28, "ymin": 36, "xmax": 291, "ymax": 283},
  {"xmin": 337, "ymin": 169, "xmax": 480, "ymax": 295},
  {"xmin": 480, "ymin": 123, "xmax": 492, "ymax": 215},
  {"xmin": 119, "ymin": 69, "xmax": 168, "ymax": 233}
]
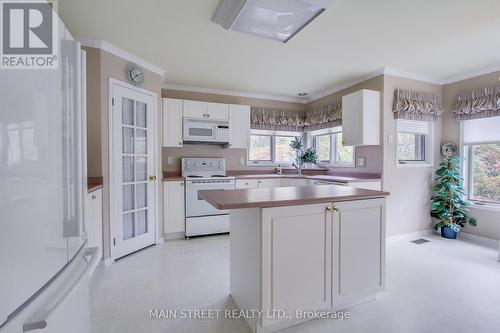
[{"xmin": 292, "ymin": 161, "xmax": 303, "ymax": 175}]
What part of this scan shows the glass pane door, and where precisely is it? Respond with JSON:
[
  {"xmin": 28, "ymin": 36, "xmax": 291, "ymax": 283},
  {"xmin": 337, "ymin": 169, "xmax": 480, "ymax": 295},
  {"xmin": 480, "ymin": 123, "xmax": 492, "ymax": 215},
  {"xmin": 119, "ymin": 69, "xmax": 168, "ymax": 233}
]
[{"xmin": 121, "ymin": 98, "xmax": 149, "ymax": 240}]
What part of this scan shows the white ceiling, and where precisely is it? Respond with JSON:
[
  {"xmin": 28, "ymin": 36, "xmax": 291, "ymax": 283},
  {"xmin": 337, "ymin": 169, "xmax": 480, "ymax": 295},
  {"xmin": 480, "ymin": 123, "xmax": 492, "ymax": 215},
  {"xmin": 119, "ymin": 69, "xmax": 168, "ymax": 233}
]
[{"xmin": 59, "ymin": 0, "xmax": 500, "ymax": 101}]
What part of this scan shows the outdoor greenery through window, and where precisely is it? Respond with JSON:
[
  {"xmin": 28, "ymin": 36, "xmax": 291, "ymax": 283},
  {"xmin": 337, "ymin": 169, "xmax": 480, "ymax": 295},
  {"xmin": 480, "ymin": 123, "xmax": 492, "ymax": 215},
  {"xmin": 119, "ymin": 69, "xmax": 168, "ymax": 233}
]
[
  {"xmin": 248, "ymin": 131, "xmax": 300, "ymax": 164},
  {"xmin": 461, "ymin": 117, "xmax": 500, "ymax": 205},
  {"xmin": 312, "ymin": 129, "xmax": 354, "ymax": 166}
]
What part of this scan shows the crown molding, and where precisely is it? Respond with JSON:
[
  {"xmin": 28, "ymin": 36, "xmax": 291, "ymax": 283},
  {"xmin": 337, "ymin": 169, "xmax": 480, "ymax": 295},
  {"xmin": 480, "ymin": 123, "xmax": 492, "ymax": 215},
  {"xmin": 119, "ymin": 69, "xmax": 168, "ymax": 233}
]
[
  {"xmin": 382, "ymin": 67, "xmax": 442, "ymax": 85},
  {"xmin": 77, "ymin": 37, "xmax": 166, "ymax": 78},
  {"xmin": 162, "ymin": 83, "xmax": 308, "ymax": 104},
  {"xmin": 440, "ymin": 63, "xmax": 500, "ymax": 85},
  {"xmin": 306, "ymin": 68, "xmax": 387, "ymax": 102}
]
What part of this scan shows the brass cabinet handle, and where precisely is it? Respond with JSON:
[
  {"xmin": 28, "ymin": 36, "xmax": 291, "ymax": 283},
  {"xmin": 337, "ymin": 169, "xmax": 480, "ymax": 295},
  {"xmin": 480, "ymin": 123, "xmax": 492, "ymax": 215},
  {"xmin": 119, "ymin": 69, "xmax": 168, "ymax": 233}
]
[
  {"xmin": 326, "ymin": 206, "xmax": 338, "ymax": 213},
  {"xmin": 149, "ymin": 175, "xmax": 157, "ymax": 181}
]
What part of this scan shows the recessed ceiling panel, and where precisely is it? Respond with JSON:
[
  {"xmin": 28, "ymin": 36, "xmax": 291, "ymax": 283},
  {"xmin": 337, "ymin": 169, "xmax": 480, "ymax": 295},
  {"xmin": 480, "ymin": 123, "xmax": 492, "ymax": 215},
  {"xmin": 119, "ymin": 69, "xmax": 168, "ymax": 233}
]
[{"xmin": 229, "ymin": 0, "xmax": 335, "ymax": 42}]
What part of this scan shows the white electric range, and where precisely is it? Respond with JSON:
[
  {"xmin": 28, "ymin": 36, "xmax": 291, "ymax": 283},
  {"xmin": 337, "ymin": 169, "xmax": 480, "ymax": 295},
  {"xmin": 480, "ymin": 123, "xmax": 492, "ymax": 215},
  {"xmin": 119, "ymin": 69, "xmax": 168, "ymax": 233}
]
[{"xmin": 182, "ymin": 158, "xmax": 235, "ymax": 237}]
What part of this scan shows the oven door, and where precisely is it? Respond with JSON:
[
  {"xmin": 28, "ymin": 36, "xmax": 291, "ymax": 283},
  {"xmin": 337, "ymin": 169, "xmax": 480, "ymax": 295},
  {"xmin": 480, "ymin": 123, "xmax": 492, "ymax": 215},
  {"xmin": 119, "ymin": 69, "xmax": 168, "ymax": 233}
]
[
  {"xmin": 185, "ymin": 180, "xmax": 235, "ymax": 217},
  {"xmin": 183, "ymin": 119, "xmax": 218, "ymax": 142}
]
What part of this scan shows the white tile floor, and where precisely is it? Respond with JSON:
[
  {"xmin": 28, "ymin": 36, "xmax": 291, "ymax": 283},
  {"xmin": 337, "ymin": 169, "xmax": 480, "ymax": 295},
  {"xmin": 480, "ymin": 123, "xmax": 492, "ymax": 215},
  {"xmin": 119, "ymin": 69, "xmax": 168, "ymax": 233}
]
[{"xmin": 90, "ymin": 234, "xmax": 500, "ymax": 333}]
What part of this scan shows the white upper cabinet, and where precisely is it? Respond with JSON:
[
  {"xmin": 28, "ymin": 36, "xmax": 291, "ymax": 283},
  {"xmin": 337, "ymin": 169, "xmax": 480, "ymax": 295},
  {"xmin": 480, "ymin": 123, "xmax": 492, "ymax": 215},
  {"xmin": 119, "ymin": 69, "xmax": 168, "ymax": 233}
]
[
  {"xmin": 228, "ymin": 104, "xmax": 250, "ymax": 148},
  {"xmin": 206, "ymin": 102, "xmax": 229, "ymax": 120},
  {"xmin": 183, "ymin": 100, "xmax": 206, "ymax": 119},
  {"xmin": 342, "ymin": 89, "xmax": 380, "ymax": 146},
  {"xmin": 183, "ymin": 100, "xmax": 229, "ymax": 121},
  {"xmin": 162, "ymin": 98, "xmax": 183, "ymax": 147}
]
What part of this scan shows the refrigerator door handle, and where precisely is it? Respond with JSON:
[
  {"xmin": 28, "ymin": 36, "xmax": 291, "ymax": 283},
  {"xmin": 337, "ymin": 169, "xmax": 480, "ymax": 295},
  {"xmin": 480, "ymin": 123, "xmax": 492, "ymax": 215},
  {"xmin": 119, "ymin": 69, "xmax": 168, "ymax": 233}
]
[{"xmin": 22, "ymin": 247, "xmax": 100, "ymax": 332}]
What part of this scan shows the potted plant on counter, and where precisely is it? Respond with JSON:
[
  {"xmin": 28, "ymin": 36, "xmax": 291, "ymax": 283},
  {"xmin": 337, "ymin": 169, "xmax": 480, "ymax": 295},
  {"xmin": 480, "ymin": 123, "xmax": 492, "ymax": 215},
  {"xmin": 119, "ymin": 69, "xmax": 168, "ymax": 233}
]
[
  {"xmin": 289, "ymin": 137, "xmax": 318, "ymax": 174},
  {"xmin": 430, "ymin": 156, "xmax": 476, "ymax": 239}
]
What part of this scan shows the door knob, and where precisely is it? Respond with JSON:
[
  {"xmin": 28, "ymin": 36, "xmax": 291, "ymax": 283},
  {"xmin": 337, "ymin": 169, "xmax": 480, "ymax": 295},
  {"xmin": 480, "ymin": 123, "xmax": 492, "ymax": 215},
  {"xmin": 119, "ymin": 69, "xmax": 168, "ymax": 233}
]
[{"xmin": 149, "ymin": 175, "xmax": 157, "ymax": 181}]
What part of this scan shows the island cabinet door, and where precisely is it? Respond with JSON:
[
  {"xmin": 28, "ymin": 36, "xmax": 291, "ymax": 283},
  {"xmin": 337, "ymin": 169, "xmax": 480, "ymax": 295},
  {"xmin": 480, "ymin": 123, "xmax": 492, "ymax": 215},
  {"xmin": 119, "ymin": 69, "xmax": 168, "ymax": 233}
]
[
  {"xmin": 332, "ymin": 198, "xmax": 386, "ymax": 308},
  {"xmin": 261, "ymin": 203, "xmax": 333, "ymax": 328}
]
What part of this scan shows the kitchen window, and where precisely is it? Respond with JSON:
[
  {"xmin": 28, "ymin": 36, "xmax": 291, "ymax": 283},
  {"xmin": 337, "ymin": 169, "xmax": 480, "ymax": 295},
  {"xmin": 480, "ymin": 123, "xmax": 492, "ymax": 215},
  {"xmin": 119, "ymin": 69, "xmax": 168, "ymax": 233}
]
[
  {"xmin": 248, "ymin": 130, "xmax": 301, "ymax": 165},
  {"xmin": 461, "ymin": 117, "xmax": 500, "ymax": 206},
  {"xmin": 396, "ymin": 119, "xmax": 433, "ymax": 166},
  {"xmin": 311, "ymin": 127, "xmax": 354, "ymax": 167}
]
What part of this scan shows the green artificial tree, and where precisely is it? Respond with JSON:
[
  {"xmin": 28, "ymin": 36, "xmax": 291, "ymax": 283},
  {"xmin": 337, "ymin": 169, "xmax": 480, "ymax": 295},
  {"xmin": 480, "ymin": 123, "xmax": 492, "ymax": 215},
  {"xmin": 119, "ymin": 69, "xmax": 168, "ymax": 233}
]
[{"xmin": 430, "ymin": 156, "xmax": 476, "ymax": 234}]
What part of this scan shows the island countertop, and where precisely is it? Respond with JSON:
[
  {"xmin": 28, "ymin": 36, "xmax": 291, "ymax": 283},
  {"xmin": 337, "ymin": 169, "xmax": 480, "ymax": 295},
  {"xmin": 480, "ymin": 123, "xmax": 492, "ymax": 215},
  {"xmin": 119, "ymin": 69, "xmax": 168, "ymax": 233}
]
[{"xmin": 199, "ymin": 185, "xmax": 390, "ymax": 210}]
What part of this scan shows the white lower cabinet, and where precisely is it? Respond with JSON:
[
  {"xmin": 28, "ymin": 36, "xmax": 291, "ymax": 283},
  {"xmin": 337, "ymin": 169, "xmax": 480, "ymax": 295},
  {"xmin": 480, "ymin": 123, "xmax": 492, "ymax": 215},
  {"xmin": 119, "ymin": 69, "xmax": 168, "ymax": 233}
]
[
  {"xmin": 261, "ymin": 204, "xmax": 333, "ymax": 328},
  {"xmin": 236, "ymin": 179, "xmax": 259, "ymax": 189},
  {"xmin": 230, "ymin": 198, "xmax": 386, "ymax": 333},
  {"xmin": 281, "ymin": 178, "xmax": 310, "ymax": 187},
  {"xmin": 258, "ymin": 178, "xmax": 282, "ymax": 188},
  {"xmin": 86, "ymin": 189, "xmax": 103, "ymax": 260},
  {"xmin": 333, "ymin": 199, "xmax": 385, "ymax": 307},
  {"xmin": 163, "ymin": 181, "xmax": 186, "ymax": 236}
]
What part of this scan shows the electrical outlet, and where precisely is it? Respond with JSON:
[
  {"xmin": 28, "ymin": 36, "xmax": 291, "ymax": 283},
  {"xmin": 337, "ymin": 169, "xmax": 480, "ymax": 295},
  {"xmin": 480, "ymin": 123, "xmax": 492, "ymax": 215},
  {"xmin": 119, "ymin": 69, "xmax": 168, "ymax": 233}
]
[
  {"xmin": 388, "ymin": 133, "xmax": 394, "ymax": 144},
  {"xmin": 167, "ymin": 156, "xmax": 173, "ymax": 165},
  {"xmin": 357, "ymin": 157, "xmax": 366, "ymax": 167},
  {"xmin": 398, "ymin": 204, "xmax": 403, "ymax": 214},
  {"xmin": 240, "ymin": 157, "xmax": 245, "ymax": 165}
]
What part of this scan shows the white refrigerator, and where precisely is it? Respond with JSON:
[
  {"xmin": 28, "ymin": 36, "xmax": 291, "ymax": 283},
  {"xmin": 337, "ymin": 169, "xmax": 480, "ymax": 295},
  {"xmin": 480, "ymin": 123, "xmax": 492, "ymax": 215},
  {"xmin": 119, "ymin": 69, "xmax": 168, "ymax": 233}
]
[{"xmin": 0, "ymin": 6, "xmax": 98, "ymax": 333}]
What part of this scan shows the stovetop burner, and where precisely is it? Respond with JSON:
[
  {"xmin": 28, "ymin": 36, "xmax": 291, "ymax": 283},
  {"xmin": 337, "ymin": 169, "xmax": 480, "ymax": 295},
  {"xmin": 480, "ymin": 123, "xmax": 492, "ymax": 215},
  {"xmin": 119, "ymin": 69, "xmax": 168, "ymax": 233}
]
[
  {"xmin": 211, "ymin": 175, "xmax": 227, "ymax": 178},
  {"xmin": 186, "ymin": 175, "xmax": 203, "ymax": 178}
]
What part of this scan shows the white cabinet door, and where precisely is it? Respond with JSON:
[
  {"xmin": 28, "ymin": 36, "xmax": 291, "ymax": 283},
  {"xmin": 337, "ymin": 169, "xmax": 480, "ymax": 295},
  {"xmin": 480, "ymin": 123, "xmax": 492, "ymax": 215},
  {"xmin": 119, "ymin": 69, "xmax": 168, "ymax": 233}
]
[
  {"xmin": 258, "ymin": 178, "xmax": 282, "ymax": 188},
  {"xmin": 342, "ymin": 90, "xmax": 380, "ymax": 146},
  {"xmin": 261, "ymin": 204, "xmax": 333, "ymax": 326},
  {"xmin": 206, "ymin": 102, "xmax": 229, "ymax": 120},
  {"xmin": 235, "ymin": 179, "xmax": 259, "ymax": 189},
  {"xmin": 183, "ymin": 100, "xmax": 206, "ymax": 119},
  {"xmin": 163, "ymin": 181, "xmax": 186, "ymax": 234},
  {"xmin": 229, "ymin": 104, "xmax": 250, "ymax": 148},
  {"xmin": 85, "ymin": 189, "xmax": 103, "ymax": 260},
  {"xmin": 162, "ymin": 98, "xmax": 183, "ymax": 147},
  {"xmin": 281, "ymin": 178, "xmax": 310, "ymax": 187},
  {"xmin": 333, "ymin": 199, "xmax": 385, "ymax": 305},
  {"xmin": 347, "ymin": 181, "xmax": 381, "ymax": 190}
]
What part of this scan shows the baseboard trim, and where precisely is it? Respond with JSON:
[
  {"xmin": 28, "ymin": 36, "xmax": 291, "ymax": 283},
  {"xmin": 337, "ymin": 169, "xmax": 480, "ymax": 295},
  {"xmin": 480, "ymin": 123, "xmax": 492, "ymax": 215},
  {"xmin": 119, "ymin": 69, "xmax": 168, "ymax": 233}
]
[
  {"xmin": 103, "ymin": 258, "xmax": 114, "ymax": 267},
  {"xmin": 460, "ymin": 232, "xmax": 499, "ymax": 249},
  {"xmin": 386, "ymin": 229, "xmax": 433, "ymax": 243},
  {"xmin": 163, "ymin": 231, "xmax": 186, "ymax": 240}
]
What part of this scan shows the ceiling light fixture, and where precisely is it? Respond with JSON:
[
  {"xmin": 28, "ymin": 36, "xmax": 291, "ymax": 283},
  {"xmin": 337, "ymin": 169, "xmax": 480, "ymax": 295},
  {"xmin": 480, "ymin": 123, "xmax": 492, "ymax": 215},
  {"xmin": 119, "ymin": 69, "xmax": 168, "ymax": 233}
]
[
  {"xmin": 212, "ymin": 0, "xmax": 335, "ymax": 43},
  {"xmin": 298, "ymin": 92, "xmax": 308, "ymax": 96}
]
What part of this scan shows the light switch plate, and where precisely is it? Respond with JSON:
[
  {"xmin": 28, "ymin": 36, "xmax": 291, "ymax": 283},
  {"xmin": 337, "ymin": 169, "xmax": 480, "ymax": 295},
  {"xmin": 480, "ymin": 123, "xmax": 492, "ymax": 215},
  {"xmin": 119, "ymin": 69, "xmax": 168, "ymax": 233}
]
[
  {"xmin": 240, "ymin": 157, "xmax": 245, "ymax": 165},
  {"xmin": 357, "ymin": 157, "xmax": 366, "ymax": 167}
]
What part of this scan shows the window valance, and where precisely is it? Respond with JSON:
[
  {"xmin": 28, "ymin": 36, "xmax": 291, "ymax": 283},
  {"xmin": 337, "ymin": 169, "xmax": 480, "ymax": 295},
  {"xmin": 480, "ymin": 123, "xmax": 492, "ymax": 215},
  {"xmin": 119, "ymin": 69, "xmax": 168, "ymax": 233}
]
[
  {"xmin": 250, "ymin": 103, "xmax": 342, "ymax": 132},
  {"xmin": 452, "ymin": 87, "xmax": 500, "ymax": 121},
  {"xmin": 393, "ymin": 89, "xmax": 443, "ymax": 121},
  {"xmin": 250, "ymin": 107, "xmax": 305, "ymax": 132},
  {"xmin": 303, "ymin": 103, "xmax": 342, "ymax": 131}
]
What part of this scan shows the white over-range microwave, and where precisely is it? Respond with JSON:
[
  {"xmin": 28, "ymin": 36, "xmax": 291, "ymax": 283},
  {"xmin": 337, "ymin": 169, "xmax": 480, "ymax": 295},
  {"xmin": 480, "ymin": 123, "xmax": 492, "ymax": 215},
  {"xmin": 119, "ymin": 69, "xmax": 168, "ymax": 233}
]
[{"xmin": 183, "ymin": 118, "xmax": 230, "ymax": 144}]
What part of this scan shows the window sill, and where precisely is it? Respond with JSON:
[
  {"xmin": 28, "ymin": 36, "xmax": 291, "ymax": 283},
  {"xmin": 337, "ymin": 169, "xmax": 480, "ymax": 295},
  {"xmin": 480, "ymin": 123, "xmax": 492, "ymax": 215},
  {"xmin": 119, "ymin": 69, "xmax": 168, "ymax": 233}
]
[
  {"xmin": 396, "ymin": 162, "xmax": 433, "ymax": 168},
  {"xmin": 246, "ymin": 161, "xmax": 292, "ymax": 167},
  {"xmin": 318, "ymin": 163, "xmax": 355, "ymax": 168},
  {"xmin": 468, "ymin": 202, "xmax": 500, "ymax": 212}
]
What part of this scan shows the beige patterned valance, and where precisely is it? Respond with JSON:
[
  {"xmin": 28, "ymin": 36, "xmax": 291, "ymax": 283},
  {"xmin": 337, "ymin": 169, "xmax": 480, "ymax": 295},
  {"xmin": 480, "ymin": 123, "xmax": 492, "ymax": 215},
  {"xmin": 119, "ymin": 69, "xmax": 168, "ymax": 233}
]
[
  {"xmin": 393, "ymin": 89, "xmax": 443, "ymax": 121},
  {"xmin": 452, "ymin": 87, "xmax": 500, "ymax": 121},
  {"xmin": 250, "ymin": 107, "xmax": 305, "ymax": 132},
  {"xmin": 303, "ymin": 103, "xmax": 342, "ymax": 131},
  {"xmin": 251, "ymin": 103, "xmax": 343, "ymax": 132}
]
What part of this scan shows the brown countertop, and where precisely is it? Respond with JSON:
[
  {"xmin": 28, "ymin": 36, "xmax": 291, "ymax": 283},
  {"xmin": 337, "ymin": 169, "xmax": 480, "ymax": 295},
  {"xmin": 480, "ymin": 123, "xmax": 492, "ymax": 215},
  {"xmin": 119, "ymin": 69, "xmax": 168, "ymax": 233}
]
[
  {"xmin": 199, "ymin": 185, "xmax": 389, "ymax": 210},
  {"xmin": 88, "ymin": 177, "xmax": 103, "ymax": 193}
]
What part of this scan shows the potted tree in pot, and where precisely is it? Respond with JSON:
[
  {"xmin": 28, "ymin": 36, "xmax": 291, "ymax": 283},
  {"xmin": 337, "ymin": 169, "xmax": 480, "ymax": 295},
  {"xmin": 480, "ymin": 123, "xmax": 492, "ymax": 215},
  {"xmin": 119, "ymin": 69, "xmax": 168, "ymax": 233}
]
[{"xmin": 430, "ymin": 156, "xmax": 476, "ymax": 239}]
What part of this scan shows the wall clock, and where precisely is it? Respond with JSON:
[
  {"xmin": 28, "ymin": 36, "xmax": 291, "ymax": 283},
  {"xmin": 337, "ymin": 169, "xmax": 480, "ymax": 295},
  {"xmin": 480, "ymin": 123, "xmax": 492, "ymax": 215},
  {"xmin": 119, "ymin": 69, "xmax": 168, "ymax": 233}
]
[
  {"xmin": 441, "ymin": 143, "xmax": 457, "ymax": 158},
  {"xmin": 126, "ymin": 64, "xmax": 144, "ymax": 86}
]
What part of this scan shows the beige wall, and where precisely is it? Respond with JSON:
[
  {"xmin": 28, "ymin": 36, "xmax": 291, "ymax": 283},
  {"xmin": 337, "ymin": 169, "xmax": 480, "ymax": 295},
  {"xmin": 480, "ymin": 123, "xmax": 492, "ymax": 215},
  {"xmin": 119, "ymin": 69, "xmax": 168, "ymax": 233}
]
[
  {"xmin": 162, "ymin": 77, "xmax": 384, "ymax": 175},
  {"xmin": 85, "ymin": 47, "xmax": 162, "ymax": 259},
  {"xmin": 442, "ymin": 71, "xmax": 500, "ymax": 240},
  {"xmin": 382, "ymin": 76, "xmax": 443, "ymax": 237},
  {"xmin": 162, "ymin": 89, "xmax": 306, "ymax": 111}
]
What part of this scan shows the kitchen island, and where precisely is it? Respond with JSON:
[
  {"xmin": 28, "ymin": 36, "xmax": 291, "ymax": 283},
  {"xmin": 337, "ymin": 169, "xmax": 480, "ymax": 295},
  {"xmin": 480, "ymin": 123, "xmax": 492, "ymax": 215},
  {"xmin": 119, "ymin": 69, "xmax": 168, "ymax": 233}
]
[{"xmin": 199, "ymin": 185, "xmax": 390, "ymax": 333}]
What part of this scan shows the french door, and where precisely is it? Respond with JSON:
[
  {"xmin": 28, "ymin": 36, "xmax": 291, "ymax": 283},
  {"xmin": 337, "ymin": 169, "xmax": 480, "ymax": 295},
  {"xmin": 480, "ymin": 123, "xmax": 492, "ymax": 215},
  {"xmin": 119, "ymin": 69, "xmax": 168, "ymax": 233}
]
[{"xmin": 111, "ymin": 82, "xmax": 156, "ymax": 259}]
